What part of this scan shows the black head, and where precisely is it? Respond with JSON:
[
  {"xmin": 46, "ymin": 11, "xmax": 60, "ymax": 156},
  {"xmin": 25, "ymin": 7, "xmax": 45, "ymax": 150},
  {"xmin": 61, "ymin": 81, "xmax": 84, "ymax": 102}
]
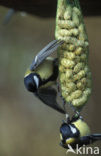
[
  {"xmin": 60, "ymin": 122, "xmax": 80, "ymax": 147},
  {"xmin": 24, "ymin": 73, "xmax": 41, "ymax": 92}
]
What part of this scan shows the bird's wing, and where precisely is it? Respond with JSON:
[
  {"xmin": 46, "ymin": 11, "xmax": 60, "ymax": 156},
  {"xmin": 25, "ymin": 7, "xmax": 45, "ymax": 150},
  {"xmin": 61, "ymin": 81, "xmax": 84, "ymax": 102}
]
[
  {"xmin": 35, "ymin": 87, "xmax": 65, "ymax": 114},
  {"xmin": 80, "ymin": 134, "xmax": 101, "ymax": 146},
  {"xmin": 30, "ymin": 40, "xmax": 63, "ymax": 70}
]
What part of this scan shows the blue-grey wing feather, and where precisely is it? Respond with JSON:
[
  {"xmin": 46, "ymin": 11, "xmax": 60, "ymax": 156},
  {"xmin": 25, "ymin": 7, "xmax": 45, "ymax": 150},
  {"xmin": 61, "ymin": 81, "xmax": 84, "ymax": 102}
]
[{"xmin": 30, "ymin": 40, "xmax": 63, "ymax": 71}]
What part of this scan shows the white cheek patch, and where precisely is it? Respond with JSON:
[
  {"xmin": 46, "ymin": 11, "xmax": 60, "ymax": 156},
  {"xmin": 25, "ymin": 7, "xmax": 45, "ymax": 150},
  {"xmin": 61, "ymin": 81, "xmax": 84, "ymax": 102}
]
[
  {"xmin": 33, "ymin": 75, "xmax": 39, "ymax": 88},
  {"xmin": 69, "ymin": 125, "xmax": 77, "ymax": 134}
]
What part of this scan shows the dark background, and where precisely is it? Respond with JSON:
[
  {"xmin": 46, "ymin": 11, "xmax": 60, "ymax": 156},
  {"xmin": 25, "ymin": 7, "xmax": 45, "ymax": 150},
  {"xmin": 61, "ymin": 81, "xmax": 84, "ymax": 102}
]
[
  {"xmin": 0, "ymin": 0, "xmax": 101, "ymax": 17},
  {"xmin": 0, "ymin": 2, "xmax": 101, "ymax": 156}
]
